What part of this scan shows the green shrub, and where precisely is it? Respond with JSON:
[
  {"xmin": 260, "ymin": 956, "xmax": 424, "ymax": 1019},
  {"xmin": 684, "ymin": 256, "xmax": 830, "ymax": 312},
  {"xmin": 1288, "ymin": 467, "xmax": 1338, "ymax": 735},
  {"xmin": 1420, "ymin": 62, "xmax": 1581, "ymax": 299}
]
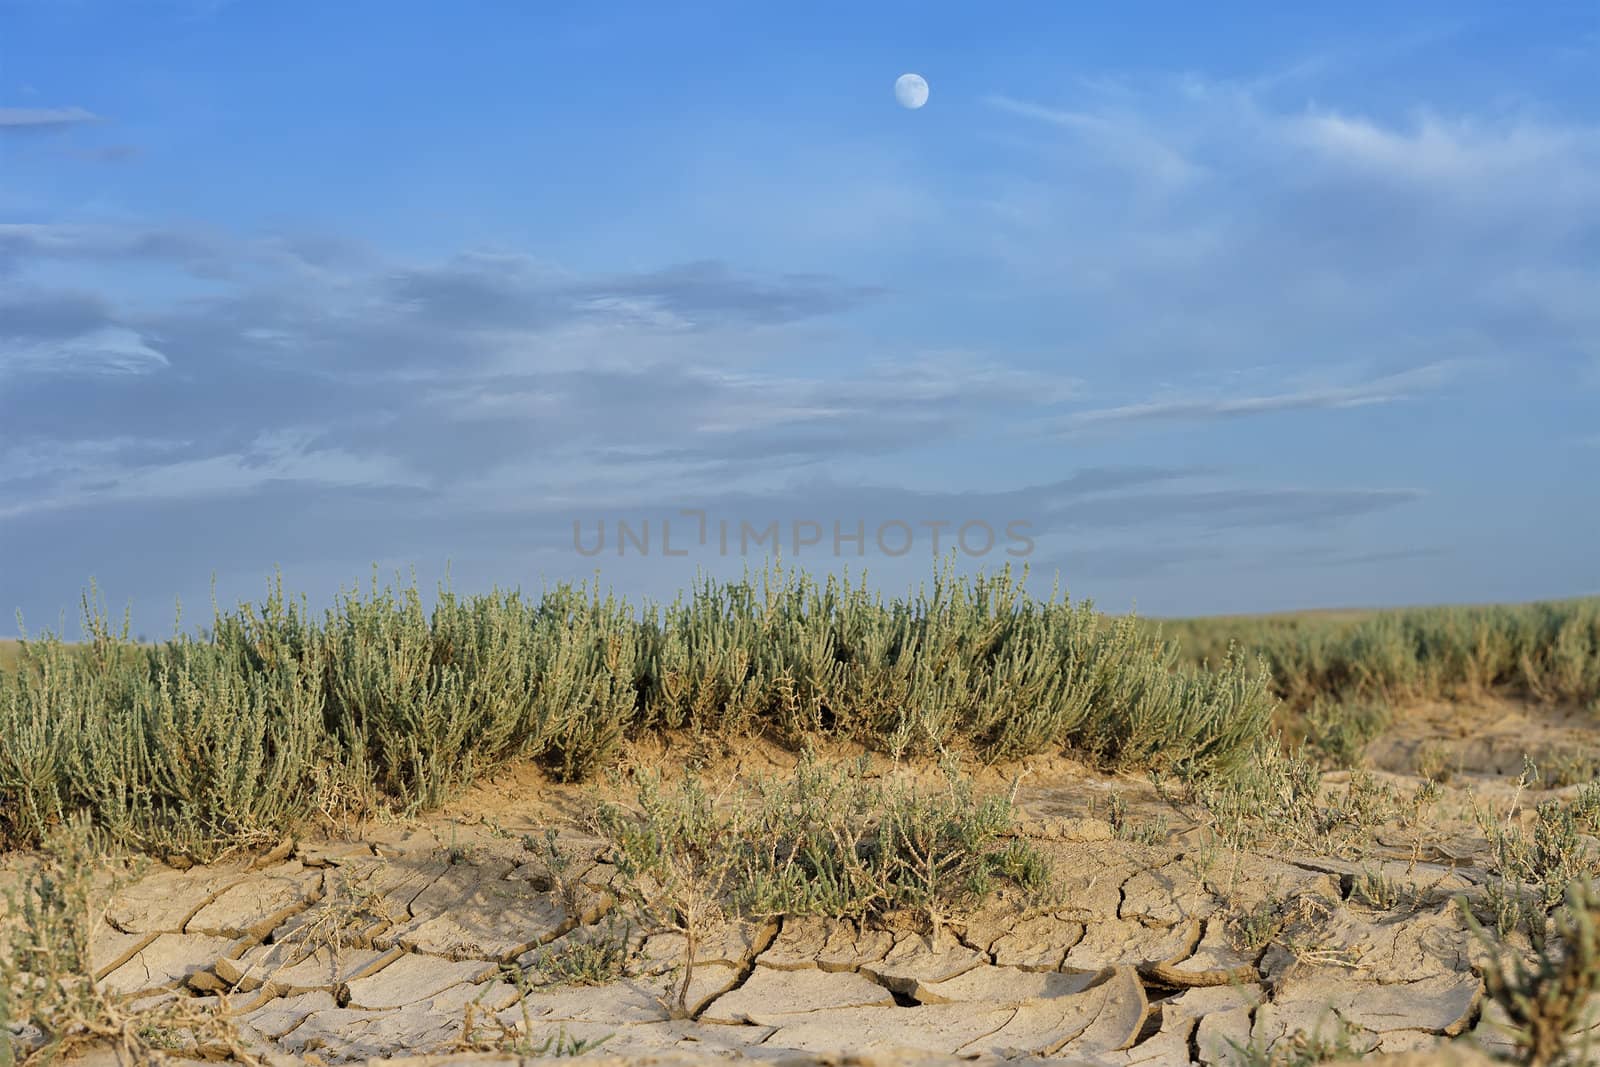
[
  {"xmin": 0, "ymin": 606, "xmax": 327, "ymax": 858},
  {"xmin": 1463, "ymin": 880, "xmax": 1600, "ymax": 1067},
  {"xmin": 736, "ymin": 755, "xmax": 1050, "ymax": 925},
  {"xmin": 1153, "ymin": 598, "xmax": 1600, "ymax": 713},
  {"xmin": 1302, "ymin": 698, "xmax": 1391, "ymax": 769},
  {"xmin": 1, "ymin": 819, "xmax": 253, "ymax": 1065},
  {"xmin": 594, "ymin": 757, "xmax": 1049, "ymax": 1015},
  {"xmin": 2, "ymin": 562, "xmax": 1277, "ymax": 859},
  {"xmin": 526, "ymin": 919, "xmax": 634, "ymax": 987},
  {"xmin": 1191, "ymin": 745, "xmax": 1400, "ymax": 861},
  {"xmin": 1479, "ymin": 798, "xmax": 1600, "ymax": 912}
]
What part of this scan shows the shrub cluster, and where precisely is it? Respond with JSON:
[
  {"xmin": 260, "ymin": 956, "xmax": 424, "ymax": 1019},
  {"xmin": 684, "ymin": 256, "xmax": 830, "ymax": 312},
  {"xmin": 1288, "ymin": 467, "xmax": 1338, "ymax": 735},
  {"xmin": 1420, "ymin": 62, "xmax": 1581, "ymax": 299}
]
[
  {"xmin": 594, "ymin": 756, "xmax": 1049, "ymax": 1016},
  {"xmin": 0, "ymin": 564, "xmax": 1275, "ymax": 860},
  {"xmin": 1155, "ymin": 598, "xmax": 1600, "ymax": 711}
]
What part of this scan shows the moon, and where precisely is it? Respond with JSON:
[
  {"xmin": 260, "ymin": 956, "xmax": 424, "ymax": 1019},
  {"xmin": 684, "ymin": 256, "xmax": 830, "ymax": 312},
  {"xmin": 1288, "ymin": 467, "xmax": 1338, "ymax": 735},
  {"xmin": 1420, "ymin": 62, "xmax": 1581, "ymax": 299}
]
[{"xmin": 894, "ymin": 73, "xmax": 929, "ymax": 110}]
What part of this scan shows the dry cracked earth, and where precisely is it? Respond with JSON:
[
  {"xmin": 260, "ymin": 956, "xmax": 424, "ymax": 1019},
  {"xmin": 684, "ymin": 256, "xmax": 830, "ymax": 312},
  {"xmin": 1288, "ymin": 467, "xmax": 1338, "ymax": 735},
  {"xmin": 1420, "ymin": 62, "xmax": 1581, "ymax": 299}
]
[{"xmin": 7, "ymin": 697, "xmax": 1600, "ymax": 1066}]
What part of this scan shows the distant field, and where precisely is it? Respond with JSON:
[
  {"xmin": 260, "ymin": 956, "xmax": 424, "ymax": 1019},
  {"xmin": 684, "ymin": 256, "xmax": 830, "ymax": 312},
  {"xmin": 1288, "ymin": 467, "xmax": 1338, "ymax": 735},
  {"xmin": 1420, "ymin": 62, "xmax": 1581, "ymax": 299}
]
[
  {"xmin": 0, "ymin": 639, "xmax": 17, "ymax": 673},
  {"xmin": 1146, "ymin": 596, "xmax": 1600, "ymax": 713}
]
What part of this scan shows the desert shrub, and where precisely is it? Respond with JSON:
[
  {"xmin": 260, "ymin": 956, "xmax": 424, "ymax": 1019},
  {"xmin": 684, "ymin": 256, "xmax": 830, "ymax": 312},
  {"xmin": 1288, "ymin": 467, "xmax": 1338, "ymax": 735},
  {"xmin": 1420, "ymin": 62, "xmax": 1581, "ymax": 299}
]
[
  {"xmin": 639, "ymin": 562, "xmax": 1276, "ymax": 773},
  {"xmin": 1189, "ymin": 744, "xmax": 1400, "ymax": 862},
  {"xmin": 640, "ymin": 567, "xmax": 848, "ymax": 742},
  {"xmin": 746, "ymin": 756, "xmax": 1049, "ymax": 925},
  {"xmin": 1154, "ymin": 597, "xmax": 1600, "ymax": 713},
  {"xmin": 1480, "ymin": 798, "xmax": 1600, "ymax": 913},
  {"xmin": 2, "ymin": 562, "xmax": 1277, "ymax": 859},
  {"xmin": 595, "ymin": 758, "xmax": 1049, "ymax": 1013},
  {"xmin": 592, "ymin": 769, "xmax": 738, "ymax": 1017},
  {"xmin": 1228, "ymin": 1016, "xmax": 1371, "ymax": 1067},
  {"xmin": 597, "ymin": 757, "xmax": 1051, "ymax": 931},
  {"xmin": 644, "ymin": 575, "xmax": 776, "ymax": 736},
  {"xmin": 1105, "ymin": 794, "xmax": 1170, "ymax": 846},
  {"xmin": 1302, "ymin": 698, "xmax": 1391, "ymax": 769},
  {"xmin": 0, "ymin": 601, "xmax": 327, "ymax": 859},
  {"xmin": 1571, "ymin": 783, "xmax": 1600, "ymax": 836},
  {"xmin": 1, "ymin": 819, "xmax": 255, "ymax": 1066},
  {"xmin": 320, "ymin": 581, "xmax": 512, "ymax": 811},
  {"xmin": 526, "ymin": 919, "xmax": 634, "ymax": 987},
  {"xmin": 1463, "ymin": 879, "xmax": 1600, "ymax": 1067},
  {"xmin": 508, "ymin": 583, "xmax": 646, "ymax": 781},
  {"xmin": 317, "ymin": 580, "xmax": 642, "ymax": 809}
]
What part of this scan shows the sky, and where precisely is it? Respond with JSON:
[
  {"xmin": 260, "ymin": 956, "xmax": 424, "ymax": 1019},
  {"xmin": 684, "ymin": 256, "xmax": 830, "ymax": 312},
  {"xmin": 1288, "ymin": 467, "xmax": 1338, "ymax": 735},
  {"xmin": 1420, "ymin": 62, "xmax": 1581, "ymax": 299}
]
[{"xmin": 2, "ymin": 1, "xmax": 1598, "ymax": 637}]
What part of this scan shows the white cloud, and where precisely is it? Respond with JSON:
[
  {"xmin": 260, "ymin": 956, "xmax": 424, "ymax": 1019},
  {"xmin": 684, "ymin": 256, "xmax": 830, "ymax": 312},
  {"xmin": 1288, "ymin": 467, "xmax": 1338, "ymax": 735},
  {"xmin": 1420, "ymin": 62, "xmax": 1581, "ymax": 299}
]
[
  {"xmin": 1, "ymin": 327, "xmax": 170, "ymax": 376},
  {"xmin": 1284, "ymin": 110, "xmax": 1600, "ymax": 192},
  {"xmin": 1050, "ymin": 362, "xmax": 1462, "ymax": 433},
  {"xmin": 0, "ymin": 430, "xmax": 426, "ymax": 519},
  {"xmin": 0, "ymin": 437, "xmax": 190, "ymax": 483},
  {"xmin": 985, "ymin": 93, "xmax": 1205, "ymax": 189},
  {"xmin": 973, "ymin": 76, "xmax": 1600, "ymax": 394},
  {"xmin": 0, "ymin": 106, "xmax": 100, "ymax": 128}
]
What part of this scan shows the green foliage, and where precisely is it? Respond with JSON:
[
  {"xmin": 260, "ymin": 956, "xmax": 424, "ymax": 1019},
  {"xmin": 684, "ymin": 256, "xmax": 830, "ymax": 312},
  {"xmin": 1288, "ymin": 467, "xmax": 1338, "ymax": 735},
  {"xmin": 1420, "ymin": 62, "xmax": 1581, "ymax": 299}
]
[
  {"xmin": 2, "ymin": 819, "xmax": 107, "ymax": 1063},
  {"xmin": 527, "ymin": 919, "xmax": 634, "ymax": 987},
  {"xmin": 1302, "ymin": 698, "xmax": 1390, "ymax": 769},
  {"xmin": 595, "ymin": 758, "xmax": 1050, "ymax": 1013},
  {"xmin": 1228, "ymin": 1016, "xmax": 1371, "ymax": 1067},
  {"xmin": 1479, "ymin": 797, "xmax": 1600, "ymax": 913},
  {"xmin": 1463, "ymin": 880, "xmax": 1600, "ymax": 1067},
  {"xmin": 1190, "ymin": 744, "xmax": 1400, "ymax": 861},
  {"xmin": 1571, "ymin": 782, "xmax": 1600, "ymax": 836},
  {"xmin": 1, "ymin": 563, "xmax": 1278, "ymax": 859},
  {"xmin": 1, "ymin": 598, "xmax": 329, "ymax": 860},
  {"xmin": 1154, "ymin": 598, "xmax": 1600, "ymax": 712},
  {"xmin": 1105, "ymin": 793, "xmax": 1170, "ymax": 846},
  {"xmin": 527, "ymin": 1026, "xmax": 611, "ymax": 1057},
  {"xmin": 0, "ymin": 819, "xmax": 252, "ymax": 1066},
  {"xmin": 594, "ymin": 768, "xmax": 737, "ymax": 1017}
]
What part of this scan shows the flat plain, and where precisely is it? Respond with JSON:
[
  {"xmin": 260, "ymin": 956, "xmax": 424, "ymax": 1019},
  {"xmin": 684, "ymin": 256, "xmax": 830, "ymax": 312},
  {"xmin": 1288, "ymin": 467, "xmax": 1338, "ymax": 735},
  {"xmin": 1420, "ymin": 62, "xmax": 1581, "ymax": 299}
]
[{"xmin": 3, "ymin": 575, "xmax": 1597, "ymax": 1067}]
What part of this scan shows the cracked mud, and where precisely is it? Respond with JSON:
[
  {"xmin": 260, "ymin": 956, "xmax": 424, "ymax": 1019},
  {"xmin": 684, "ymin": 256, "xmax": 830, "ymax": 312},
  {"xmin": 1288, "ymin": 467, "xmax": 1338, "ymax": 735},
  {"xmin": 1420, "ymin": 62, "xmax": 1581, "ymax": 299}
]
[{"xmin": 7, "ymin": 697, "xmax": 1600, "ymax": 1066}]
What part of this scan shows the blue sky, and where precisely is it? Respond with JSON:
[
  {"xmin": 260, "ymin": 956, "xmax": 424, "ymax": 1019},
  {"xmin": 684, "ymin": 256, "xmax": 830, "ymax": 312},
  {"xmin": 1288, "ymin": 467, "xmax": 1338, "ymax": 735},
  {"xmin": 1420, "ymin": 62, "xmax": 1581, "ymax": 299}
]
[{"xmin": 2, "ymin": 1, "xmax": 1598, "ymax": 635}]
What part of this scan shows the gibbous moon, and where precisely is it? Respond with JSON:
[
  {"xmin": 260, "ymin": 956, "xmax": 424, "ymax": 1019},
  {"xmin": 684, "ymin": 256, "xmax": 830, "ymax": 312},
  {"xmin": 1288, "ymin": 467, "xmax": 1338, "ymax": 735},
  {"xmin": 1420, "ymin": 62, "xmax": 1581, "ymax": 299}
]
[{"xmin": 894, "ymin": 73, "xmax": 929, "ymax": 110}]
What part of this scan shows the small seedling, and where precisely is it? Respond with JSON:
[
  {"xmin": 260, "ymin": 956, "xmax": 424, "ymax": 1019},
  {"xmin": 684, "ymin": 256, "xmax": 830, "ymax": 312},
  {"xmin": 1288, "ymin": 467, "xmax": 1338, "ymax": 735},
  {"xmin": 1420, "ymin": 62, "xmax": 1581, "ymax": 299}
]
[
  {"xmin": 1228, "ymin": 1016, "xmax": 1371, "ymax": 1067},
  {"xmin": 1107, "ymin": 793, "xmax": 1170, "ymax": 846},
  {"xmin": 1415, "ymin": 741, "xmax": 1455, "ymax": 784},
  {"xmin": 528, "ymin": 919, "xmax": 634, "ymax": 987}
]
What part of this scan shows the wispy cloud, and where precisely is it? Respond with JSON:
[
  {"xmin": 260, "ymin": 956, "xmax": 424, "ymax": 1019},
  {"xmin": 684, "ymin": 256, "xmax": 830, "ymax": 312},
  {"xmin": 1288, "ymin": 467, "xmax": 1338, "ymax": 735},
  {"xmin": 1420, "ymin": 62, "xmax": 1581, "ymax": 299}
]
[
  {"xmin": 1284, "ymin": 109, "xmax": 1600, "ymax": 193},
  {"xmin": 1045, "ymin": 486, "xmax": 1425, "ymax": 531},
  {"xmin": 1, "ymin": 327, "xmax": 170, "ymax": 377},
  {"xmin": 976, "ymin": 75, "xmax": 1600, "ymax": 403},
  {"xmin": 1, "ymin": 230, "xmax": 1063, "ymax": 518},
  {"xmin": 985, "ymin": 93, "xmax": 1204, "ymax": 188},
  {"xmin": 1049, "ymin": 362, "xmax": 1461, "ymax": 433},
  {"xmin": 0, "ymin": 286, "xmax": 170, "ymax": 377},
  {"xmin": 0, "ymin": 106, "xmax": 101, "ymax": 129},
  {"xmin": 0, "ymin": 430, "xmax": 425, "ymax": 520},
  {"xmin": 386, "ymin": 254, "xmax": 883, "ymax": 333}
]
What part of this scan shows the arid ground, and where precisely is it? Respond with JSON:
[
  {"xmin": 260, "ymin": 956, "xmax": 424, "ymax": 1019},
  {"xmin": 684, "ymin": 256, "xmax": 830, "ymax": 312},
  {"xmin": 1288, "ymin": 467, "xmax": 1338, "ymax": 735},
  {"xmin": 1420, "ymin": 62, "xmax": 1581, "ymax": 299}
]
[
  {"xmin": 7, "ymin": 697, "xmax": 1598, "ymax": 1066},
  {"xmin": 4, "ymin": 583, "xmax": 1598, "ymax": 1066}
]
